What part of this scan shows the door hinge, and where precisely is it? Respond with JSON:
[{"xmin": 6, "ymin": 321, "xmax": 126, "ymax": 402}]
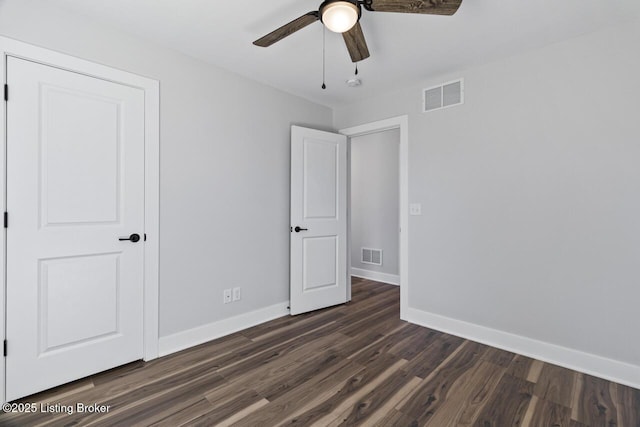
[
  {"xmin": 3, "ymin": 340, "xmax": 6, "ymax": 357},
  {"xmin": 3, "ymin": 212, "xmax": 7, "ymax": 228},
  {"xmin": 4, "ymin": 84, "xmax": 7, "ymax": 101}
]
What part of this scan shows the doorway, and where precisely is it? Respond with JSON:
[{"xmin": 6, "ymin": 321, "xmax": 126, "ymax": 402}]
[
  {"xmin": 340, "ymin": 116, "xmax": 409, "ymax": 319},
  {"xmin": 350, "ymin": 128, "xmax": 400, "ymax": 286}
]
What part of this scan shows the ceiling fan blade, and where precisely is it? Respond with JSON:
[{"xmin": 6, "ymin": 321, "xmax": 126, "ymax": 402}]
[
  {"xmin": 368, "ymin": 0, "xmax": 462, "ymax": 16},
  {"xmin": 253, "ymin": 12, "xmax": 320, "ymax": 47},
  {"xmin": 342, "ymin": 22, "xmax": 370, "ymax": 63}
]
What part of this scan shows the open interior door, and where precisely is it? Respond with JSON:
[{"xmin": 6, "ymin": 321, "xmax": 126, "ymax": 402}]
[{"xmin": 290, "ymin": 126, "xmax": 348, "ymax": 315}]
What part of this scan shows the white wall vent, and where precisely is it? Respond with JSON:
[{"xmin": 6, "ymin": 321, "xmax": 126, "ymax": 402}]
[
  {"xmin": 423, "ymin": 78, "xmax": 464, "ymax": 113},
  {"xmin": 362, "ymin": 248, "xmax": 383, "ymax": 266}
]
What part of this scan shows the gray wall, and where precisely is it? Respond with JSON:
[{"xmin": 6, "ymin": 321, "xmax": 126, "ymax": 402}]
[
  {"xmin": 0, "ymin": 0, "xmax": 333, "ymax": 337},
  {"xmin": 350, "ymin": 130, "xmax": 400, "ymax": 277},
  {"xmin": 334, "ymin": 20, "xmax": 640, "ymax": 367}
]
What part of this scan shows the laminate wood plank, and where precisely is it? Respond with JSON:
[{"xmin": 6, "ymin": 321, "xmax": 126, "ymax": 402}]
[
  {"xmin": 481, "ymin": 346, "xmax": 516, "ymax": 368},
  {"xmin": 294, "ymin": 358, "xmax": 408, "ymax": 426},
  {"xmin": 527, "ymin": 359, "xmax": 545, "ymax": 383},
  {"xmin": 238, "ymin": 313, "xmax": 300, "ymax": 339},
  {"xmin": 387, "ymin": 328, "xmax": 440, "ymax": 361},
  {"xmin": 346, "ymin": 323, "xmax": 411, "ymax": 361},
  {"xmin": 141, "ymin": 332, "xmax": 250, "ymax": 372},
  {"xmin": 338, "ymin": 289, "xmax": 400, "ymax": 325},
  {"xmin": 336, "ymin": 304, "xmax": 400, "ymax": 338},
  {"xmin": 521, "ymin": 394, "xmax": 539, "ymax": 426},
  {"xmin": 572, "ymin": 373, "xmax": 619, "ymax": 427},
  {"xmin": 325, "ymin": 368, "xmax": 418, "ymax": 426},
  {"xmin": 215, "ymin": 322, "xmax": 340, "ymax": 382},
  {"xmin": 210, "ymin": 332, "xmax": 352, "ymax": 403},
  {"xmin": 80, "ymin": 333, "xmax": 244, "ymax": 402},
  {"xmin": 349, "ymin": 278, "xmax": 394, "ymax": 296},
  {"xmin": 276, "ymin": 353, "xmax": 404, "ymax": 425},
  {"xmin": 330, "ymin": 330, "xmax": 388, "ymax": 360},
  {"xmin": 16, "ymin": 377, "xmax": 95, "ymax": 405},
  {"xmin": 89, "ymin": 360, "xmax": 147, "ymax": 387},
  {"xmin": 402, "ymin": 333, "xmax": 466, "ymax": 379},
  {"xmin": 346, "ymin": 280, "xmax": 398, "ymax": 300},
  {"xmin": 348, "ymin": 283, "xmax": 385, "ymax": 300},
  {"xmin": 216, "ymin": 330, "xmax": 345, "ymax": 381},
  {"xmin": 336, "ymin": 295, "xmax": 399, "ymax": 333},
  {"xmin": 360, "ymin": 312, "xmax": 408, "ymax": 337},
  {"xmin": 334, "ymin": 301, "xmax": 399, "ymax": 333},
  {"xmin": 66, "ymin": 364, "xmax": 229, "ymax": 426},
  {"xmin": 253, "ymin": 334, "xmax": 378, "ymax": 401},
  {"xmin": 615, "ymin": 383, "xmax": 640, "ymax": 427},
  {"xmin": 533, "ymin": 363, "xmax": 577, "ymax": 408},
  {"xmin": 372, "ymin": 408, "xmax": 419, "ymax": 427},
  {"xmin": 571, "ymin": 371, "xmax": 584, "ymax": 421},
  {"xmin": 225, "ymin": 316, "xmax": 338, "ymax": 364},
  {"xmin": 229, "ymin": 359, "xmax": 364, "ymax": 427},
  {"xmin": 349, "ymin": 323, "xmax": 430, "ymax": 365},
  {"xmin": 214, "ymin": 398, "xmax": 270, "ymax": 427},
  {"xmin": 507, "ymin": 354, "xmax": 537, "ymax": 380},
  {"xmin": 189, "ymin": 390, "xmax": 267, "ymax": 427},
  {"xmin": 366, "ymin": 376, "xmax": 423, "ymax": 426},
  {"xmin": 398, "ymin": 341, "xmax": 488, "ymax": 424},
  {"xmin": 422, "ymin": 360, "xmax": 505, "ymax": 426},
  {"xmin": 3, "ymin": 356, "xmax": 225, "ymax": 427},
  {"xmin": 528, "ymin": 398, "xmax": 572, "ymax": 427},
  {"xmin": 147, "ymin": 398, "xmax": 214, "ymax": 427},
  {"xmin": 472, "ymin": 374, "xmax": 535, "ymax": 427},
  {"xmin": 242, "ymin": 306, "xmax": 345, "ymax": 341},
  {"xmin": 256, "ymin": 348, "xmax": 347, "ymax": 401}
]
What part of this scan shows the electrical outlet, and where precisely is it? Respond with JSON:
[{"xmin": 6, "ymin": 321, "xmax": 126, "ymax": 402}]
[
  {"xmin": 223, "ymin": 289, "xmax": 232, "ymax": 304},
  {"xmin": 232, "ymin": 287, "xmax": 241, "ymax": 302},
  {"xmin": 409, "ymin": 203, "xmax": 422, "ymax": 216}
]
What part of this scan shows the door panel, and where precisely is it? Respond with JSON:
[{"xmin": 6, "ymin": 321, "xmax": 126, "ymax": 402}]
[
  {"xmin": 304, "ymin": 140, "xmax": 338, "ymax": 219},
  {"xmin": 5, "ymin": 56, "xmax": 145, "ymax": 401},
  {"xmin": 290, "ymin": 126, "xmax": 348, "ymax": 315},
  {"xmin": 40, "ymin": 253, "xmax": 120, "ymax": 352},
  {"xmin": 41, "ymin": 84, "xmax": 122, "ymax": 226},
  {"xmin": 303, "ymin": 236, "xmax": 338, "ymax": 290}
]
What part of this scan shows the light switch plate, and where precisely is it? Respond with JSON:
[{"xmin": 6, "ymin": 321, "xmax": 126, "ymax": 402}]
[{"xmin": 409, "ymin": 203, "xmax": 422, "ymax": 216}]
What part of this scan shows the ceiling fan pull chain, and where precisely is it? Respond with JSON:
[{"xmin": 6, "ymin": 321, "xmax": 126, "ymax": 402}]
[
  {"xmin": 322, "ymin": 25, "xmax": 327, "ymax": 90},
  {"xmin": 355, "ymin": 63, "xmax": 359, "ymax": 75}
]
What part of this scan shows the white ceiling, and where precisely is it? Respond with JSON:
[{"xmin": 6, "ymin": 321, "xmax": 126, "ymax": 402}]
[{"xmin": 46, "ymin": 0, "xmax": 640, "ymax": 108}]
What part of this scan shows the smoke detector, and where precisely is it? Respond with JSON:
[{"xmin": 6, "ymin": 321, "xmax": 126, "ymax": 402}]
[{"xmin": 346, "ymin": 78, "xmax": 362, "ymax": 87}]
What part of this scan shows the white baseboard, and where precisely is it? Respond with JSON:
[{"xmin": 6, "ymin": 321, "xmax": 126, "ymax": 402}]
[
  {"xmin": 351, "ymin": 268, "xmax": 400, "ymax": 286},
  {"xmin": 158, "ymin": 302, "xmax": 290, "ymax": 357},
  {"xmin": 404, "ymin": 306, "xmax": 640, "ymax": 390}
]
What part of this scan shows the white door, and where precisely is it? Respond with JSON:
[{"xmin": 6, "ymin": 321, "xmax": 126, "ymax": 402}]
[
  {"xmin": 290, "ymin": 126, "xmax": 348, "ymax": 315},
  {"xmin": 5, "ymin": 57, "xmax": 145, "ymax": 401}
]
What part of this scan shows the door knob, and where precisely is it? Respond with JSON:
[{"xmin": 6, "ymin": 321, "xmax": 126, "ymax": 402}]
[
  {"xmin": 294, "ymin": 226, "xmax": 308, "ymax": 233},
  {"xmin": 119, "ymin": 233, "xmax": 141, "ymax": 242}
]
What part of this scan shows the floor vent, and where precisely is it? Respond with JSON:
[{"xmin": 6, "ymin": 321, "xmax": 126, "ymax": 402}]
[
  {"xmin": 362, "ymin": 248, "xmax": 383, "ymax": 266},
  {"xmin": 423, "ymin": 78, "xmax": 464, "ymax": 112}
]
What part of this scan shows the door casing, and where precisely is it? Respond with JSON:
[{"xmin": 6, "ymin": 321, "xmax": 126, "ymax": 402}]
[{"xmin": 0, "ymin": 36, "xmax": 160, "ymax": 404}]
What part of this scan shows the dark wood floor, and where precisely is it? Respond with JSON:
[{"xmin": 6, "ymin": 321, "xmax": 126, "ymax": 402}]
[{"xmin": 2, "ymin": 278, "xmax": 639, "ymax": 426}]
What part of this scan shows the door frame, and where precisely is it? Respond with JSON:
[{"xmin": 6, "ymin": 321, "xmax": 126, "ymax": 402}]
[
  {"xmin": 339, "ymin": 116, "xmax": 409, "ymax": 319},
  {"xmin": 0, "ymin": 37, "xmax": 160, "ymax": 404}
]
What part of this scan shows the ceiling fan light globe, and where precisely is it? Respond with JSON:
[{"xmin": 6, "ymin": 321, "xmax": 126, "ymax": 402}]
[{"xmin": 322, "ymin": 1, "xmax": 359, "ymax": 33}]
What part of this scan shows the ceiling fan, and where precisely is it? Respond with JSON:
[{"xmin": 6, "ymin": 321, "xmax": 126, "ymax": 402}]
[{"xmin": 253, "ymin": 0, "xmax": 463, "ymax": 63}]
